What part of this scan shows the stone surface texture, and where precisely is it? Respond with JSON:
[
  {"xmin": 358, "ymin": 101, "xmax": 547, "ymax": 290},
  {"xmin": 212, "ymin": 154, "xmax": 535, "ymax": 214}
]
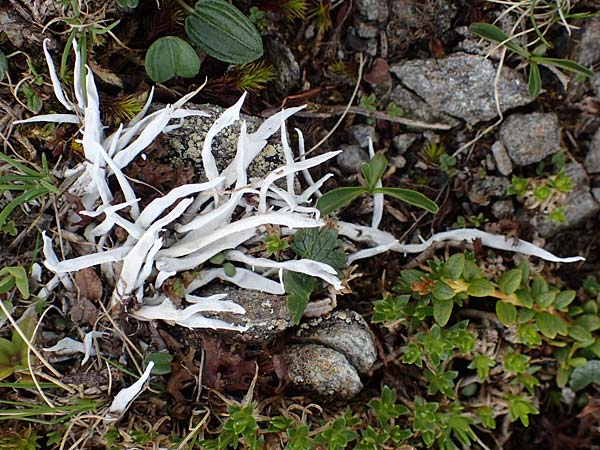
[
  {"xmin": 389, "ymin": 53, "xmax": 532, "ymax": 125},
  {"xmin": 584, "ymin": 128, "xmax": 600, "ymax": 174},
  {"xmin": 499, "ymin": 113, "xmax": 561, "ymax": 166},
  {"xmin": 293, "ymin": 310, "xmax": 377, "ymax": 375},
  {"xmin": 264, "ymin": 39, "xmax": 300, "ymax": 96},
  {"xmin": 282, "ymin": 344, "xmax": 363, "ymax": 400},
  {"xmin": 491, "ymin": 141, "xmax": 513, "ymax": 176},
  {"xmin": 336, "ymin": 144, "xmax": 370, "ymax": 175},
  {"xmin": 355, "ymin": 0, "xmax": 389, "ymax": 22},
  {"xmin": 349, "ymin": 124, "xmax": 379, "ymax": 148},
  {"xmin": 576, "ymin": 17, "xmax": 600, "ymax": 67},
  {"xmin": 161, "ymin": 104, "xmax": 286, "ymax": 183}
]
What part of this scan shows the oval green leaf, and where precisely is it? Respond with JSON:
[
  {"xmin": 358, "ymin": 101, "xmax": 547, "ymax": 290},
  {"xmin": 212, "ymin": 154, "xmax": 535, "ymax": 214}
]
[
  {"xmin": 535, "ymin": 311, "xmax": 567, "ymax": 339},
  {"xmin": 433, "ymin": 299, "xmax": 453, "ymax": 327},
  {"xmin": 498, "ymin": 269, "xmax": 522, "ymax": 295},
  {"xmin": 569, "ymin": 360, "xmax": 600, "ymax": 391},
  {"xmin": 433, "ymin": 281, "xmax": 455, "ymax": 301},
  {"xmin": 467, "ymin": 279, "xmax": 495, "ymax": 297},
  {"xmin": 443, "ymin": 253, "xmax": 465, "ymax": 281},
  {"xmin": 528, "ymin": 62, "xmax": 541, "ymax": 98},
  {"xmin": 374, "ymin": 187, "xmax": 439, "ymax": 213},
  {"xmin": 145, "ymin": 37, "xmax": 201, "ymax": 83},
  {"xmin": 316, "ymin": 186, "xmax": 367, "ymax": 215},
  {"xmin": 186, "ymin": 0, "xmax": 263, "ymax": 64},
  {"xmin": 496, "ymin": 301, "xmax": 517, "ymax": 327}
]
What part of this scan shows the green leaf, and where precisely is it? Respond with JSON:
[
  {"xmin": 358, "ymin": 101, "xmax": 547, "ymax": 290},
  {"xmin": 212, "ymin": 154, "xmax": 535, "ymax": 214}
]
[
  {"xmin": 144, "ymin": 352, "xmax": 173, "ymax": 375},
  {"xmin": 373, "ymin": 187, "xmax": 439, "ymax": 213},
  {"xmin": 444, "ymin": 253, "xmax": 465, "ymax": 281},
  {"xmin": 284, "ymin": 271, "xmax": 317, "ymax": 325},
  {"xmin": 291, "ymin": 227, "xmax": 347, "ymax": 272},
  {"xmin": 223, "ymin": 262, "xmax": 237, "ymax": 277},
  {"xmin": 433, "ymin": 299, "xmax": 453, "ymax": 326},
  {"xmin": 528, "ymin": 62, "xmax": 542, "ymax": 97},
  {"xmin": 569, "ymin": 360, "xmax": 600, "ymax": 391},
  {"xmin": 116, "ymin": 0, "xmax": 138, "ymax": 7},
  {"xmin": 532, "ymin": 57, "xmax": 596, "ymax": 78},
  {"xmin": 468, "ymin": 354, "xmax": 495, "ymax": 380},
  {"xmin": 568, "ymin": 325, "xmax": 594, "ymax": 344},
  {"xmin": 531, "ymin": 276, "xmax": 548, "ymax": 298},
  {"xmin": 317, "ymin": 186, "xmax": 367, "ymax": 215},
  {"xmin": 0, "ymin": 51, "xmax": 7, "ymax": 82},
  {"xmin": 432, "ymin": 281, "xmax": 455, "ymax": 301},
  {"xmin": 361, "ymin": 154, "xmax": 387, "ymax": 190},
  {"xmin": 553, "ymin": 290, "xmax": 576, "ymax": 309},
  {"xmin": 462, "ymin": 260, "xmax": 481, "ymax": 282},
  {"xmin": 498, "ymin": 269, "xmax": 522, "ymax": 295},
  {"xmin": 495, "ymin": 301, "xmax": 517, "ymax": 326},
  {"xmin": 535, "ymin": 311, "xmax": 567, "ymax": 339},
  {"xmin": 467, "ymin": 279, "xmax": 495, "ymax": 297},
  {"xmin": 186, "ymin": 0, "xmax": 263, "ymax": 64},
  {"xmin": 145, "ymin": 37, "xmax": 201, "ymax": 83},
  {"xmin": 469, "ymin": 23, "xmax": 530, "ymax": 58}
]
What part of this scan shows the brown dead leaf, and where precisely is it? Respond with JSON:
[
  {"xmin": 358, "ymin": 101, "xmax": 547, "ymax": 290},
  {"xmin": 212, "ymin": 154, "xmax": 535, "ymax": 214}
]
[{"xmin": 74, "ymin": 268, "xmax": 103, "ymax": 303}]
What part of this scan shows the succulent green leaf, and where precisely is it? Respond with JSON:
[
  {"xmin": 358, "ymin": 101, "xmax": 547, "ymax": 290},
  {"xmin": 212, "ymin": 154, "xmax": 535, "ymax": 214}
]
[
  {"xmin": 373, "ymin": 187, "xmax": 439, "ymax": 213},
  {"xmin": 145, "ymin": 37, "xmax": 201, "ymax": 83},
  {"xmin": 316, "ymin": 186, "xmax": 367, "ymax": 215},
  {"xmin": 496, "ymin": 301, "xmax": 517, "ymax": 326},
  {"xmin": 535, "ymin": 311, "xmax": 567, "ymax": 339},
  {"xmin": 568, "ymin": 325, "xmax": 594, "ymax": 345},
  {"xmin": 554, "ymin": 290, "xmax": 576, "ymax": 310},
  {"xmin": 433, "ymin": 281, "xmax": 455, "ymax": 301},
  {"xmin": 498, "ymin": 269, "xmax": 522, "ymax": 295},
  {"xmin": 433, "ymin": 299, "xmax": 453, "ymax": 326},
  {"xmin": 443, "ymin": 253, "xmax": 465, "ymax": 281},
  {"xmin": 186, "ymin": 0, "xmax": 263, "ymax": 64},
  {"xmin": 569, "ymin": 360, "xmax": 600, "ymax": 391},
  {"xmin": 467, "ymin": 279, "xmax": 495, "ymax": 297}
]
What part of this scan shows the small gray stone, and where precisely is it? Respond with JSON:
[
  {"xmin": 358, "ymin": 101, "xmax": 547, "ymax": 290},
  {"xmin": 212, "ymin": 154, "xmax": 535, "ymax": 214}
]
[
  {"xmin": 355, "ymin": 20, "xmax": 379, "ymax": 38},
  {"xmin": 491, "ymin": 141, "xmax": 513, "ymax": 176},
  {"xmin": 264, "ymin": 39, "xmax": 300, "ymax": 96},
  {"xmin": 389, "ymin": 53, "xmax": 532, "ymax": 125},
  {"xmin": 392, "ymin": 133, "xmax": 418, "ymax": 154},
  {"xmin": 349, "ymin": 124, "xmax": 379, "ymax": 148},
  {"xmin": 500, "ymin": 113, "xmax": 561, "ymax": 166},
  {"xmin": 294, "ymin": 310, "xmax": 377, "ymax": 375},
  {"xmin": 391, "ymin": 155, "xmax": 406, "ymax": 169},
  {"xmin": 584, "ymin": 128, "xmax": 600, "ymax": 174},
  {"xmin": 594, "ymin": 75, "xmax": 600, "ymax": 101},
  {"xmin": 355, "ymin": 0, "xmax": 389, "ymax": 22},
  {"xmin": 576, "ymin": 17, "xmax": 600, "ymax": 67},
  {"xmin": 366, "ymin": 38, "xmax": 378, "ymax": 56},
  {"xmin": 470, "ymin": 176, "xmax": 511, "ymax": 198},
  {"xmin": 282, "ymin": 344, "xmax": 363, "ymax": 399},
  {"xmin": 336, "ymin": 144, "xmax": 369, "ymax": 175},
  {"xmin": 491, "ymin": 199, "xmax": 515, "ymax": 220}
]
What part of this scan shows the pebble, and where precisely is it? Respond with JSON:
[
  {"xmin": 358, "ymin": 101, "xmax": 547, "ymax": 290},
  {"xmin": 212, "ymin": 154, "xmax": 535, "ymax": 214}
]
[
  {"xmin": 392, "ymin": 133, "xmax": 418, "ymax": 154},
  {"xmin": 584, "ymin": 128, "xmax": 600, "ymax": 174},
  {"xmin": 499, "ymin": 113, "xmax": 561, "ymax": 166},
  {"xmin": 349, "ymin": 124, "xmax": 379, "ymax": 148},
  {"xmin": 491, "ymin": 141, "xmax": 513, "ymax": 176},
  {"xmin": 336, "ymin": 144, "xmax": 370, "ymax": 175},
  {"xmin": 355, "ymin": 0, "xmax": 389, "ymax": 22}
]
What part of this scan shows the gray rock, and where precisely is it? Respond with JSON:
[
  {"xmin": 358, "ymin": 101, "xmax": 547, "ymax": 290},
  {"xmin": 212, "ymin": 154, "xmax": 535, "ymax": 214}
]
[
  {"xmin": 499, "ymin": 113, "xmax": 561, "ymax": 166},
  {"xmin": 366, "ymin": 38, "xmax": 378, "ymax": 57},
  {"xmin": 594, "ymin": 75, "xmax": 600, "ymax": 101},
  {"xmin": 349, "ymin": 124, "xmax": 379, "ymax": 148},
  {"xmin": 161, "ymin": 104, "xmax": 286, "ymax": 183},
  {"xmin": 535, "ymin": 163, "xmax": 600, "ymax": 237},
  {"xmin": 355, "ymin": 20, "xmax": 379, "ymax": 38},
  {"xmin": 388, "ymin": 84, "xmax": 460, "ymax": 128},
  {"xmin": 492, "ymin": 199, "xmax": 515, "ymax": 220},
  {"xmin": 336, "ymin": 144, "xmax": 369, "ymax": 175},
  {"xmin": 470, "ymin": 176, "xmax": 511, "ymax": 198},
  {"xmin": 391, "ymin": 155, "xmax": 407, "ymax": 170},
  {"xmin": 282, "ymin": 344, "xmax": 363, "ymax": 399},
  {"xmin": 264, "ymin": 39, "xmax": 300, "ymax": 96},
  {"xmin": 576, "ymin": 18, "xmax": 600, "ymax": 67},
  {"xmin": 392, "ymin": 133, "xmax": 418, "ymax": 154},
  {"xmin": 491, "ymin": 141, "xmax": 513, "ymax": 176},
  {"xmin": 584, "ymin": 128, "xmax": 600, "ymax": 174},
  {"xmin": 198, "ymin": 283, "xmax": 292, "ymax": 344},
  {"xmin": 355, "ymin": 0, "xmax": 389, "ymax": 22},
  {"xmin": 389, "ymin": 53, "xmax": 532, "ymax": 125},
  {"xmin": 293, "ymin": 310, "xmax": 377, "ymax": 375}
]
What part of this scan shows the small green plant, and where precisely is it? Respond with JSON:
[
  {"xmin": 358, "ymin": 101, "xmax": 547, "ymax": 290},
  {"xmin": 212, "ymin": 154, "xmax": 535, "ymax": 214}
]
[
  {"xmin": 0, "ymin": 313, "xmax": 36, "ymax": 381},
  {"xmin": 358, "ymin": 94, "xmax": 378, "ymax": 125},
  {"xmin": 144, "ymin": 0, "xmax": 263, "ymax": 82},
  {"xmin": 316, "ymin": 154, "xmax": 439, "ymax": 216},
  {"xmin": 0, "ymin": 428, "xmax": 41, "ymax": 450},
  {"xmin": 0, "ymin": 152, "xmax": 58, "ymax": 230},
  {"xmin": 284, "ymin": 227, "xmax": 347, "ymax": 324},
  {"xmin": 236, "ymin": 61, "xmax": 276, "ymax": 92},
  {"xmin": 470, "ymin": 22, "xmax": 595, "ymax": 97},
  {"xmin": 248, "ymin": 6, "xmax": 269, "ymax": 29},
  {"xmin": 386, "ymin": 101, "xmax": 404, "ymax": 117},
  {"xmin": 452, "ymin": 213, "xmax": 486, "ymax": 229}
]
